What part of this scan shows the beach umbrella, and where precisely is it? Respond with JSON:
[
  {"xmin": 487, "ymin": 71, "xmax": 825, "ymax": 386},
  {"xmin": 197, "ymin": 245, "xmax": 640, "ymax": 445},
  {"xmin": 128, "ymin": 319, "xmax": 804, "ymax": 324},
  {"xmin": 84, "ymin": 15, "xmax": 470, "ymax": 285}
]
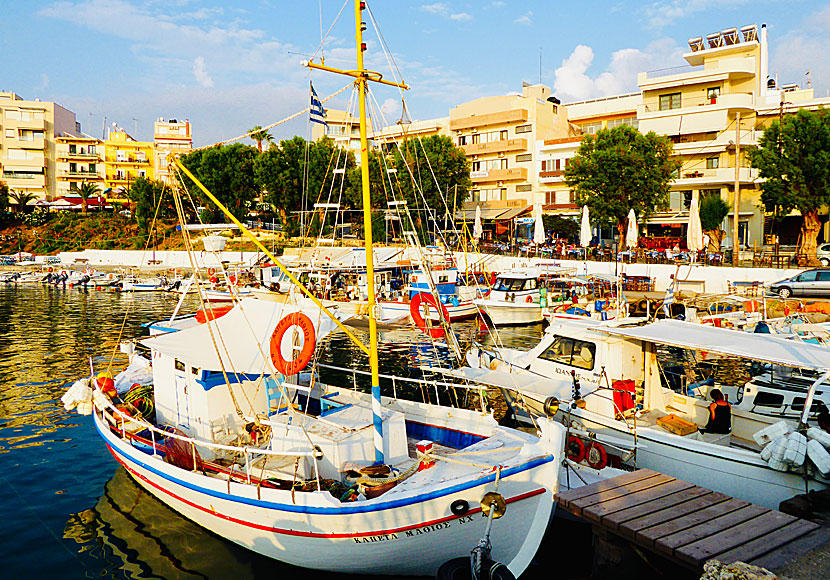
[
  {"xmin": 626, "ymin": 209, "xmax": 638, "ymax": 249},
  {"xmin": 473, "ymin": 205, "xmax": 483, "ymax": 241},
  {"xmin": 580, "ymin": 206, "xmax": 591, "ymax": 248},
  {"xmin": 687, "ymin": 195, "xmax": 704, "ymax": 254},
  {"xmin": 533, "ymin": 203, "xmax": 545, "ymax": 245}
]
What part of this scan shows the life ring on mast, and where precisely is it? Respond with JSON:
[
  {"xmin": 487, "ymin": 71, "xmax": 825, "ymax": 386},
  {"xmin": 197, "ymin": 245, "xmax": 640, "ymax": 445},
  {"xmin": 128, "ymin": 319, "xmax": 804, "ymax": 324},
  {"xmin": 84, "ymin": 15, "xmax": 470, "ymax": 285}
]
[
  {"xmin": 410, "ymin": 292, "xmax": 449, "ymax": 338},
  {"xmin": 586, "ymin": 441, "xmax": 608, "ymax": 470},
  {"xmin": 566, "ymin": 436, "xmax": 586, "ymax": 463},
  {"xmin": 269, "ymin": 312, "xmax": 316, "ymax": 375}
]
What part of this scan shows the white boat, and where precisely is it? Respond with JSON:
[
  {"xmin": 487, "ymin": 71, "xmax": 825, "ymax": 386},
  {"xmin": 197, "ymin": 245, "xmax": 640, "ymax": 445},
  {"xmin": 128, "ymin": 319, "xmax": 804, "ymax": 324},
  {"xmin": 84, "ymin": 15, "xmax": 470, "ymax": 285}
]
[
  {"xmin": 73, "ymin": 298, "xmax": 564, "ymax": 576},
  {"xmin": 445, "ymin": 317, "xmax": 830, "ymax": 509},
  {"xmin": 474, "ymin": 269, "xmax": 543, "ymax": 326}
]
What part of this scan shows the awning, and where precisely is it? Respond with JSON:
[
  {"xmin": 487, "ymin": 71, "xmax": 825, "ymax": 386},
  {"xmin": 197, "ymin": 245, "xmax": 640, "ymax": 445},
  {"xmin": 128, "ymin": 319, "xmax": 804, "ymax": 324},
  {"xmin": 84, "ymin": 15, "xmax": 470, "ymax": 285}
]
[
  {"xmin": 454, "ymin": 206, "xmax": 530, "ymax": 221},
  {"xmin": 646, "ymin": 212, "xmax": 689, "ymax": 225},
  {"xmin": 598, "ymin": 319, "xmax": 830, "ymax": 370},
  {"xmin": 495, "ymin": 206, "xmax": 531, "ymax": 221}
]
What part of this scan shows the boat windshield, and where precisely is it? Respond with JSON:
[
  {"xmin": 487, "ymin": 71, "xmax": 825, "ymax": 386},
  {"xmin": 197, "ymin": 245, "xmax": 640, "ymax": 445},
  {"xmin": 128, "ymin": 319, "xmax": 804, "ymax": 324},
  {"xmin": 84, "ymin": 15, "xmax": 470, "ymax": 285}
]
[
  {"xmin": 494, "ymin": 277, "xmax": 534, "ymax": 292},
  {"xmin": 538, "ymin": 335, "xmax": 596, "ymax": 370}
]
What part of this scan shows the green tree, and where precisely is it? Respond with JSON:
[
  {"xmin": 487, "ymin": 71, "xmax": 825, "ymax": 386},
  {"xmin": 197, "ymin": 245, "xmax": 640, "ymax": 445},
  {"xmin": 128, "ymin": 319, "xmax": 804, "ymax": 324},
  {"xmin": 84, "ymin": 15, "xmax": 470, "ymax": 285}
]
[
  {"xmin": 748, "ymin": 108, "xmax": 830, "ymax": 265},
  {"xmin": 564, "ymin": 125, "xmax": 680, "ymax": 245},
  {"xmin": 391, "ymin": 135, "xmax": 470, "ymax": 239},
  {"xmin": 542, "ymin": 215, "xmax": 579, "ymax": 241},
  {"xmin": 255, "ymin": 136, "xmax": 356, "ymax": 236},
  {"xmin": 698, "ymin": 191, "xmax": 730, "ymax": 252},
  {"xmin": 9, "ymin": 190, "xmax": 37, "ymax": 213},
  {"xmin": 71, "ymin": 182, "xmax": 101, "ymax": 214},
  {"xmin": 249, "ymin": 125, "xmax": 273, "ymax": 153},
  {"xmin": 179, "ymin": 144, "xmax": 260, "ymax": 223},
  {"xmin": 126, "ymin": 177, "xmax": 173, "ymax": 232},
  {"xmin": 0, "ymin": 180, "xmax": 8, "ymax": 214}
]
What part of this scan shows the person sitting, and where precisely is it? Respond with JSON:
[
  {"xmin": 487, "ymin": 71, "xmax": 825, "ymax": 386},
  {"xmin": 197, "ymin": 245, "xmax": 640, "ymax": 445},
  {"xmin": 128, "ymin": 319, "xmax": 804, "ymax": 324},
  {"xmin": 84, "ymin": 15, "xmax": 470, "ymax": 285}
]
[{"xmin": 700, "ymin": 389, "xmax": 731, "ymax": 434}]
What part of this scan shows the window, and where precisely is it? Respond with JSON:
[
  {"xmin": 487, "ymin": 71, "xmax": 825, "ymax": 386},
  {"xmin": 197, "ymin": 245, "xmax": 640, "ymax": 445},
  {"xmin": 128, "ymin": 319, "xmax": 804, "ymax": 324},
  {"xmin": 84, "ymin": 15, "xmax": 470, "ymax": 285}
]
[
  {"xmin": 69, "ymin": 144, "xmax": 77, "ymax": 154},
  {"xmin": 538, "ymin": 336, "xmax": 596, "ymax": 370},
  {"xmin": 515, "ymin": 124, "xmax": 532, "ymax": 134},
  {"xmin": 706, "ymin": 156, "xmax": 719, "ymax": 169},
  {"xmin": 472, "ymin": 161, "xmax": 481, "ymax": 172},
  {"xmin": 4, "ymin": 129, "xmax": 13, "ymax": 138},
  {"xmin": 500, "ymin": 130, "xmax": 508, "ymax": 140},
  {"xmin": 542, "ymin": 159, "xmax": 561, "ymax": 172},
  {"xmin": 659, "ymin": 93, "xmax": 681, "ymax": 111},
  {"xmin": 752, "ymin": 391, "xmax": 784, "ymax": 408},
  {"xmin": 707, "ymin": 87, "xmax": 720, "ymax": 102},
  {"xmin": 472, "ymin": 134, "xmax": 481, "ymax": 144},
  {"xmin": 818, "ymin": 272, "xmax": 830, "ymax": 282},
  {"xmin": 88, "ymin": 163, "xmax": 96, "ymax": 173},
  {"xmin": 516, "ymin": 153, "xmax": 532, "ymax": 162},
  {"xmin": 607, "ymin": 116, "xmax": 639, "ymax": 130},
  {"xmin": 516, "ymin": 184, "xmax": 532, "ymax": 192},
  {"xmin": 798, "ymin": 271, "xmax": 819, "ymax": 282},
  {"xmin": 580, "ymin": 122, "xmax": 601, "ymax": 135},
  {"xmin": 88, "ymin": 145, "xmax": 96, "ymax": 154},
  {"xmin": 458, "ymin": 135, "xmax": 467, "ymax": 146}
]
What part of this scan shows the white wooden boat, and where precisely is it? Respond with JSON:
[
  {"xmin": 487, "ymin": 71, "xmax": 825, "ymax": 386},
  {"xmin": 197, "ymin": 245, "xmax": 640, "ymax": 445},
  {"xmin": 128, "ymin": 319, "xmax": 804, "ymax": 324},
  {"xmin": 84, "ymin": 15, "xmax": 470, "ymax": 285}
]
[
  {"xmin": 440, "ymin": 317, "xmax": 830, "ymax": 509},
  {"xmin": 474, "ymin": 269, "xmax": 543, "ymax": 326}
]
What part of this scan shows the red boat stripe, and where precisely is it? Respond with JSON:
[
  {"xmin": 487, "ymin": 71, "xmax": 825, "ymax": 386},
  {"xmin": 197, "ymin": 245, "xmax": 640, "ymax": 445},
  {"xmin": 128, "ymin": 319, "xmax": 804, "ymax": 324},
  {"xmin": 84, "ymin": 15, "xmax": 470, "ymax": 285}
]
[{"xmin": 108, "ymin": 446, "xmax": 545, "ymax": 538}]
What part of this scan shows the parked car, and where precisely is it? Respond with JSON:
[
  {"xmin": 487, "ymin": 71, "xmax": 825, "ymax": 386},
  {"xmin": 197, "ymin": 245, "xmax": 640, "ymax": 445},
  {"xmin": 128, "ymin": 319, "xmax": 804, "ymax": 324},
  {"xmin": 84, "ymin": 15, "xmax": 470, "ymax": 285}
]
[
  {"xmin": 768, "ymin": 268, "xmax": 830, "ymax": 298},
  {"xmin": 817, "ymin": 243, "xmax": 830, "ymax": 267}
]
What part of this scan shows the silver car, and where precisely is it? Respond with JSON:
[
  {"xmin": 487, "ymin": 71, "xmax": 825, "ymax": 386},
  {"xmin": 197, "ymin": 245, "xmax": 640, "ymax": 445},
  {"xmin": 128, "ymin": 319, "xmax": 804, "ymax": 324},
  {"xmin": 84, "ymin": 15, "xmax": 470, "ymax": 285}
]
[
  {"xmin": 768, "ymin": 268, "xmax": 830, "ymax": 298},
  {"xmin": 818, "ymin": 243, "xmax": 830, "ymax": 267}
]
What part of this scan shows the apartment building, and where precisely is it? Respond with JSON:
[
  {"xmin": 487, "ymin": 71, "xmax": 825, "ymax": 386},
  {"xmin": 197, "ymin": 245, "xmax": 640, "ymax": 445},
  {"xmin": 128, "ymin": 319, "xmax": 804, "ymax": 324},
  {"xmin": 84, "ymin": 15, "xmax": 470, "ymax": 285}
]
[
  {"xmin": 450, "ymin": 83, "xmax": 573, "ymax": 214},
  {"xmin": 55, "ymin": 135, "xmax": 105, "ymax": 197},
  {"xmin": 103, "ymin": 127, "xmax": 154, "ymax": 196},
  {"xmin": 154, "ymin": 118, "xmax": 192, "ymax": 186},
  {"xmin": 0, "ymin": 92, "xmax": 77, "ymax": 201}
]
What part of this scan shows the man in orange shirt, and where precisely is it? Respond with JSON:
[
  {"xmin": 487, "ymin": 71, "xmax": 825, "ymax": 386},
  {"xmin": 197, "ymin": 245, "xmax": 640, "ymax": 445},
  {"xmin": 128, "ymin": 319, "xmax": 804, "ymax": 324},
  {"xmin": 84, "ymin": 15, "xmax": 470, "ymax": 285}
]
[{"xmin": 701, "ymin": 389, "xmax": 731, "ymax": 434}]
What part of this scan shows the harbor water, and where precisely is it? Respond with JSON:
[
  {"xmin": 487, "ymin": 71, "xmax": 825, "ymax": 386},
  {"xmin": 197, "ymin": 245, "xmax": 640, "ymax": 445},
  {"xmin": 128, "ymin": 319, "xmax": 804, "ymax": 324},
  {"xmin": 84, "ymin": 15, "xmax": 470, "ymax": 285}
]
[{"xmin": 0, "ymin": 284, "xmax": 593, "ymax": 579}]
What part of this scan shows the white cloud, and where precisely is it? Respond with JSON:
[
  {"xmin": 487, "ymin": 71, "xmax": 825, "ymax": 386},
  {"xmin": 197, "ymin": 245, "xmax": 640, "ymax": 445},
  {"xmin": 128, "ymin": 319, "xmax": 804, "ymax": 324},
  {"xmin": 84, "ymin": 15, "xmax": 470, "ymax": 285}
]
[
  {"xmin": 193, "ymin": 56, "xmax": 214, "ymax": 88},
  {"xmin": 515, "ymin": 12, "xmax": 532, "ymax": 26},
  {"xmin": 380, "ymin": 98, "xmax": 401, "ymax": 120},
  {"xmin": 37, "ymin": 74, "xmax": 50, "ymax": 91},
  {"xmin": 770, "ymin": 7, "xmax": 830, "ymax": 97},
  {"xmin": 491, "ymin": 1, "xmax": 505, "ymax": 7},
  {"xmin": 554, "ymin": 39, "xmax": 683, "ymax": 101},
  {"xmin": 641, "ymin": 0, "xmax": 749, "ymax": 29},
  {"xmin": 421, "ymin": 2, "xmax": 472, "ymax": 21}
]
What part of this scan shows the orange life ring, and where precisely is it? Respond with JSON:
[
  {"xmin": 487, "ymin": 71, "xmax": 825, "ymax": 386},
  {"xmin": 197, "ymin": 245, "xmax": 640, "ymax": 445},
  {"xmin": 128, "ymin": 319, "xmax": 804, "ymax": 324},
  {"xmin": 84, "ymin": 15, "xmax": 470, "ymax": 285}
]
[
  {"xmin": 586, "ymin": 441, "xmax": 608, "ymax": 469},
  {"xmin": 47, "ymin": 267, "xmax": 53, "ymax": 273},
  {"xmin": 269, "ymin": 312, "xmax": 316, "ymax": 375},
  {"xmin": 566, "ymin": 436, "xmax": 586, "ymax": 463},
  {"xmin": 228, "ymin": 275, "xmax": 237, "ymax": 285},
  {"xmin": 207, "ymin": 267, "xmax": 216, "ymax": 275},
  {"xmin": 410, "ymin": 292, "xmax": 449, "ymax": 338},
  {"xmin": 525, "ymin": 296, "xmax": 533, "ymax": 303}
]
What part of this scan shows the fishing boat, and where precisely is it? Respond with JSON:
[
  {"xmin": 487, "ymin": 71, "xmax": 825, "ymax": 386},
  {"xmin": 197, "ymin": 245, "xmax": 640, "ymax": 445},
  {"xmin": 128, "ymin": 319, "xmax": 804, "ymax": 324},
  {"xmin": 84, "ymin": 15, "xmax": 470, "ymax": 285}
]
[
  {"xmin": 63, "ymin": 3, "xmax": 568, "ymax": 576},
  {"xmin": 474, "ymin": 269, "xmax": 544, "ymax": 326},
  {"xmin": 439, "ymin": 317, "xmax": 830, "ymax": 509}
]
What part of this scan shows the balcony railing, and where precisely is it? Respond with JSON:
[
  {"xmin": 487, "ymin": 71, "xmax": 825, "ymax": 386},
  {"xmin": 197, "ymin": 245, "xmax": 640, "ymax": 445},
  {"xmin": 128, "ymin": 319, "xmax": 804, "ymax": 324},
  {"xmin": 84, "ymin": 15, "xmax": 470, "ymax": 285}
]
[
  {"xmin": 462, "ymin": 138, "xmax": 527, "ymax": 156},
  {"xmin": 470, "ymin": 167, "xmax": 527, "ymax": 183},
  {"xmin": 450, "ymin": 109, "xmax": 528, "ymax": 131},
  {"xmin": 639, "ymin": 92, "xmax": 754, "ymax": 116},
  {"xmin": 58, "ymin": 171, "xmax": 102, "ymax": 179},
  {"xmin": 110, "ymin": 157, "xmax": 150, "ymax": 164},
  {"xmin": 58, "ymin": 152, "xmax": 101, "ymax": 160}
]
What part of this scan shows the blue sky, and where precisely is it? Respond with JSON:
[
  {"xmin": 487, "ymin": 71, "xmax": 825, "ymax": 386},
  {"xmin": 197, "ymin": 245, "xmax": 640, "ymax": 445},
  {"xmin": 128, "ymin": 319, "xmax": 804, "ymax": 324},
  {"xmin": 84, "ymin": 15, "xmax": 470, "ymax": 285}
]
[{"xmin": 1, "ymin": 1, "xmax": 828, "ymax": 147}]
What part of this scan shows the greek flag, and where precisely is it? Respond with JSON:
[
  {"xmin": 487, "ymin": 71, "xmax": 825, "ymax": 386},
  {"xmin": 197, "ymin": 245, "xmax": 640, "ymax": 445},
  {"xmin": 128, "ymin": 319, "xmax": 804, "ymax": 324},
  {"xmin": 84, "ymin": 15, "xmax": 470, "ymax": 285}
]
[
  {"xmin": 662, "ymin": 283, "xmax": 675, "ymax": 317},
  {"xmin": 309, "ymin": 82, "xmax": 327, "ymax": 127}
]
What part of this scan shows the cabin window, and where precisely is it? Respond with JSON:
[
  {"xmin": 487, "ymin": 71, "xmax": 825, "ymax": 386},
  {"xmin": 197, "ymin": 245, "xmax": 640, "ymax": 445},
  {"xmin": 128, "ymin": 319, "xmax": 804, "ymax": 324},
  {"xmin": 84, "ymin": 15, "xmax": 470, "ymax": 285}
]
[
  {"xmin": 538, "ymin": 336, "xmax": 596, "ymax": 370},
  {"xmin": 752, "ymin": 391, "xmax": 784, "ymax": 408},
  {"xmin": 175, "ymin": 359, "xmax": 185, "ymax": 371},
  {"xmin": 494, "ymin": 278, "xmax": 526, "ymax": 292},
  {"xmin": 791, "ymin": 398, "xmax": 826, "ymax": 413},
  {"xmin": 798, "ymin": 271, "xmax": 818, "ymax": 282},
  {"xmin": 524, "ymin": 278, "xmax": 537, "ymax": 290}
]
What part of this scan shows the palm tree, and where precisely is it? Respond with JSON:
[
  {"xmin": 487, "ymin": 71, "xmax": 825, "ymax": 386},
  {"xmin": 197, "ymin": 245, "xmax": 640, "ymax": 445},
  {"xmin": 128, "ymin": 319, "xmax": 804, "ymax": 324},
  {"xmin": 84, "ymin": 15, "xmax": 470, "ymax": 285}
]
[
  {"xmin": 0, "ymin": 180, "xmax": 8, "ymax": 213},
  {"xmin": 248, "ymin": 125, "xmax": 273, "ymax": 152},
  {"xmin": 71, "ymin": 182, "xmax": 101, "ymax": 214},
  {"xmin": 9, "ymin": 190, "xmax": 37, "ymax": 213}
]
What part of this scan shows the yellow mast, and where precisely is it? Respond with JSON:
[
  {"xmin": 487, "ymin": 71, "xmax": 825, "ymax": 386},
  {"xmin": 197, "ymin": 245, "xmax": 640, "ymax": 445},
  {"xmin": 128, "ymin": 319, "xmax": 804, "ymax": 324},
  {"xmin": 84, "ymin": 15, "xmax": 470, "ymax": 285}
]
[{"xmin": 306, "ymin": 0, "xmax": 408, "ymax": 464}]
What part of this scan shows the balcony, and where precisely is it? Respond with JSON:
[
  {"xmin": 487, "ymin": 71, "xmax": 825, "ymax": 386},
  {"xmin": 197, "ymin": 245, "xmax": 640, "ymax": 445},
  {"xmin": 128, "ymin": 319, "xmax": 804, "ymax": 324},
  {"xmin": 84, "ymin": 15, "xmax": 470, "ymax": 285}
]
[
  {"xmin": 57, "ymin": 151, "xmax": 101, "ymax": 161},
  {"xmin": 2, "ymin": 173, "xmax": 46, "ymax": 188},
  {"xmin": 110, "ymin": 157, "xmax": 150, "ymax": 164},
  {"xmin": 450, "ymin": 109, "xmax": 528, "ymax": 131},
  {"xmin": 58, "ymin": 171, "xmax": 103, "ymax": 180},
  {"xmin": 470, "ymin": 167, "xmax": 527, "ymax": 184},
  {"xmin": 462, "ymin": 138, "xmax": 527, "ymax": 156},
  {"xmin": 672, "ymin": 166, "xmax": 759, "ymax": 186},
  {"xmin": 639, "ymin": 55, "xmax": 756, "ymax": 90},
  {"xmin": 17, "ymin": 138, "xmax": 45, "ymax": 150},
  {"xmin": 639, "ymin": 92, "xmax": 754, "ymax": 119},
  {"xmin": 12, "ymin": 117, "xmax": 46, "ymax": 130}
]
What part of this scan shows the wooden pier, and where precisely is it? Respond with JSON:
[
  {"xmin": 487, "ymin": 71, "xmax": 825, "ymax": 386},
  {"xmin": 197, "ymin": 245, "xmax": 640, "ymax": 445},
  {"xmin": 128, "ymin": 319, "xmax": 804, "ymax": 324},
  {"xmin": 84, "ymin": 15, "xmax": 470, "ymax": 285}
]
[{"xmin": 555, "ymin": 469, "xmax": 830, "ymax": 575}]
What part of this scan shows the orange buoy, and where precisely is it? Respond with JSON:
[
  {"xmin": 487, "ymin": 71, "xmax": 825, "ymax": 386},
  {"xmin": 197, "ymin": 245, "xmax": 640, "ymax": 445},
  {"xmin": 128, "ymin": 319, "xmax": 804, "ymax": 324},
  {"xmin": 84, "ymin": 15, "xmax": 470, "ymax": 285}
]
[{"xmin": 269, "ymin": 312, "xmax": 316, "ymax": 375}]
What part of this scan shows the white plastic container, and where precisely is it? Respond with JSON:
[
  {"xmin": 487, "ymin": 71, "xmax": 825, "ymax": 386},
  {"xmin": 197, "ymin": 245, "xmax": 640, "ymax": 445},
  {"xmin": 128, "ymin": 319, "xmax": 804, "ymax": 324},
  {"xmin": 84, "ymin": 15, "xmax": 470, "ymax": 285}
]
[{"xmin": 753, "ymin": 420, "xmax": 791, "ymax": 447}]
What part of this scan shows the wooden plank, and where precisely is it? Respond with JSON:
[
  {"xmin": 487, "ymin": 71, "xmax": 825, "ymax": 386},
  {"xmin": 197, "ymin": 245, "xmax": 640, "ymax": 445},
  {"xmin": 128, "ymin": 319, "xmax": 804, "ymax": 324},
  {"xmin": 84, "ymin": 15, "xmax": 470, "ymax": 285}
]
[
  {"xmin": 571, "ymin": 473, "xmax": 675, "ymax": 513},
  {"xmin": 585, "ymin": 479, "xmax": 697, "ymax": 523},
  {"xmin": 673, "ymin": 510, "xmax": 797, "ymax": 567},
  {"xmin": 714, "ymin": 519, "xmax": 820, "ymax": 565},
  {"xmin": 607, "ymin": 486, "xmax": 714, "ymax": 534},
  {"xmin": 749, "ymin": 527, "xmax": 830, "ymax": 571},
  {"xmin": 625, "ymin": 493, "xmax": 735, "ymax": 543},
  {"xmin": 555, "ymin": 469, "xmax": 660, "ymax": 509},
  {"xmin": 650, "ymin": 501, "xmax": 762, "ymax": 553}
]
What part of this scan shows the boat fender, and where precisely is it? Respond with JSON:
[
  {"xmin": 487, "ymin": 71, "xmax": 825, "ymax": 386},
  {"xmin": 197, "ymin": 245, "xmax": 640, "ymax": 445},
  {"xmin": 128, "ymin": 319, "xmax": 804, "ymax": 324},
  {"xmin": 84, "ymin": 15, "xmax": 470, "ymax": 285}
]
[
  {"xmin": 807, "ymin": 427, "xmax": 830, "ymax": 449},
  {"xmin": 783, "ymin": 431, "xmax": 807, "ymax": 468},
  {"xmin": 586, "ymin": 442, "xmax": 608, "ymax": 469},
  {"xmin": 807, "ymin": 439, "xmax": 830, "ymax": 477},
  {"xmin": 435, "ymin": 557, "xmax": 516, "ymax": 580},
  {"xmin": 450, "ymin": 499, "xmax": 469, "ymax": 516},
  {"xmin": 543, "ymin": 396, "xmax": 560, "ymax": 417},
  {"xmin": 269, "ymin": 312, "xmax": 316, "ymax": 376},
  {"xmin": 753, "ymin": 420, "xmax": 791, "ymax": 447},
  {"xmin": 566, "ymin": 435, "xmax": 586, "ymax": 463}
]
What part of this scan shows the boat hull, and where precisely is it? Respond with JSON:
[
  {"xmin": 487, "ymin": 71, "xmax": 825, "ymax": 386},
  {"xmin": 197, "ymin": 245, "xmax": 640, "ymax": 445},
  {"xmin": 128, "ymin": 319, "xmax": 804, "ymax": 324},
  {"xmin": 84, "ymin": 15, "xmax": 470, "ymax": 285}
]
[
  {"xmin": 380, "ymin": 300, "xmax": 480, "ymax": 322},
  {"xmin": 475, "ymin": 300, "xmax": 544, "ymax": 326},
  {"xmin": 95, "ymin": 411, "xmax": 559, "ymax": 576}
]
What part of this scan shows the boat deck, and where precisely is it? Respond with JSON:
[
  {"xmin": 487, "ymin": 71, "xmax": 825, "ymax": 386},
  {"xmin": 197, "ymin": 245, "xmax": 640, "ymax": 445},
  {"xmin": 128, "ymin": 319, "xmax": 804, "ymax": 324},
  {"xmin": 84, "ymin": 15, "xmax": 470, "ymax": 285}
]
[{"xmin": 555, "ymin": 468, "xmax": 830, "ymax": 573}]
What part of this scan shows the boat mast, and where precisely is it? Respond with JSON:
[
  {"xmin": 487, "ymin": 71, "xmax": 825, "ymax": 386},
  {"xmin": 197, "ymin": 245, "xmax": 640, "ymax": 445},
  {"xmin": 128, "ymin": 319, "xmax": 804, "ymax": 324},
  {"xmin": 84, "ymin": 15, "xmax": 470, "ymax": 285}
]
[{"xmin": 306, "ymin": 0, "xmax": 408, "ymax": 465}]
